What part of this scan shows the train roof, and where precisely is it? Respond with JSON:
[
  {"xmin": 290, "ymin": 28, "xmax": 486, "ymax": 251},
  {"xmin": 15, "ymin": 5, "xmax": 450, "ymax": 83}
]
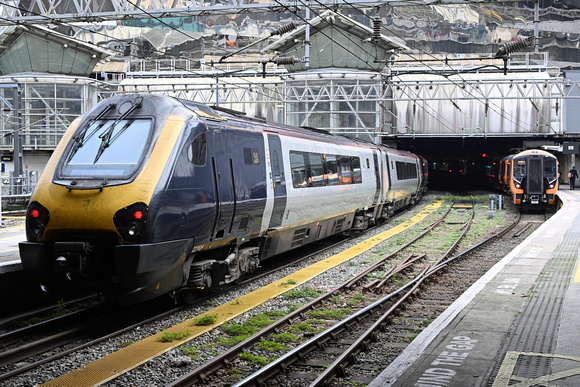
[
  {"xmin": 103, "ymin": 93, "xmax": 422, "ymax": 158},
  {"xmin": 175, "ymin": 95, "xmax": 386, "ymax": 150},
  {"xmin": 513, "ymin": 149, "xmax": 557, "ymax": 158}
]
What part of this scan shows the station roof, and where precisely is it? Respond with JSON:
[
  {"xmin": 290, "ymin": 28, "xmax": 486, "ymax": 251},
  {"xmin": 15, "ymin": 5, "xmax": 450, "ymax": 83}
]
[
  {"xmin": 263, "ymin": 10, "xmax": 409, "ymax": 73},
  {"xmin": 0, "ymin": 25, "xmax": 110, "ymax": 77}
]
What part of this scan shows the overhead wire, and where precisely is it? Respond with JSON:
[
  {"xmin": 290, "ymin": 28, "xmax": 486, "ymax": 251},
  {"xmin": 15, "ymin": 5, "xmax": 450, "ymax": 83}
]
[
  {"xmin": 0, "ymin": 0, "xmax": 556, "ymax": 136},
  {"xmin": 0, "ymin": 1, "xmax": 293, "ymax": 109},
  {"xmin": 294, "ymin": 0, "xmax": 460, "ymax": 134},
  {"xmin": 0, "ymin": 0, "xmax": 456, "ymax": 137},
  {"xmin": 339, "ymin": 1, "xmax": 557, "ymax": 134}
]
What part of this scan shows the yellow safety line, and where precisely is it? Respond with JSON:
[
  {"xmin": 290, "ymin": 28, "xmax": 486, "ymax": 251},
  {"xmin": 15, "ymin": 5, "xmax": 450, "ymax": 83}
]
[
  {"xmin": 42, "ymin": 200, "xmax": 443, "ymax": 387},
  {"xmin": 0, "ymin": 224, "xmax": 24, "ymax": 230},
  {"xmin": 0, "ymin": 234, "xmax": 25, "ymax": 241}
]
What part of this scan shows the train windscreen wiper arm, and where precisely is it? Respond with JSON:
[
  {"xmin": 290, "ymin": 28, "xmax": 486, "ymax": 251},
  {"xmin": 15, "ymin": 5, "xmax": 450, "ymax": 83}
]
[
  {"xmin": 66, "ymin": 103, "xmax": 116, "ymax": 163},
  {"xmin": 93, "ymin": 97, "xmax": 143, "ymax": 164}
]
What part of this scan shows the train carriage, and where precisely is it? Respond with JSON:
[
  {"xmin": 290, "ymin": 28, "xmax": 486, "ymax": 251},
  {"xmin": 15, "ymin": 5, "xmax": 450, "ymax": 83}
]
[
  {"xmin": 498, "ymin": 149, "xmax": 558, "ymax": 208},
  {"xmin": 19, "ymin": 94, "xmax": 427, "ymax": 304}
]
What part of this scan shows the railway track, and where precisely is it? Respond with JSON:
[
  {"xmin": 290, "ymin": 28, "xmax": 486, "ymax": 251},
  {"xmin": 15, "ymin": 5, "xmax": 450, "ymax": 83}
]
[
  {"xmin": 167, "ymin": 197, "xmax": 545, "ymax": 387},
  {"xmin": 0, "ymin": 210, "xmax": 381, "ymax": 382},
  {"xmin": 1, "ymin": 195, "xmax": 540, "ymax": 386}
]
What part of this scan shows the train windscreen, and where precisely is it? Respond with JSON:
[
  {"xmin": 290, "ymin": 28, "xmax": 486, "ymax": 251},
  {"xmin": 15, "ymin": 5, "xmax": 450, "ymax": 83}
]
[
  {"xmin": 59, "ymin": 118, "xmax": 153, "ymax": 179},
  {"xmin": 543, "ymin": 158, "xmax": 558, "ymax": 180}
]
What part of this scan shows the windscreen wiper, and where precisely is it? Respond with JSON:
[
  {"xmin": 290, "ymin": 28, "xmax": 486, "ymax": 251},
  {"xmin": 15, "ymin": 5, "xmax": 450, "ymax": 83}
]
[
  {"xmin": 93, "ymin": 97, "xmax": 143, "ymax": 164},
  {"xmin": 67, "ymin": 103, "xmax": 116, "ymax": 163}
]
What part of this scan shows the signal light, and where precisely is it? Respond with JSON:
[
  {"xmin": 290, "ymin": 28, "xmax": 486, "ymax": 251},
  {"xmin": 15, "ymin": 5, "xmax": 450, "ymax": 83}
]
[{"xmin": 481, "ymin": 153, "xmax": 487, "ymax": 158}]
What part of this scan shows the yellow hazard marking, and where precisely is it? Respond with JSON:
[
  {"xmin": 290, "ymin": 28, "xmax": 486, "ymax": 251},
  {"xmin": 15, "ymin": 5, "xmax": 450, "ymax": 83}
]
[
  {"xmin": 575, "ymin": 261, "xmax": 580, "ymax": 283},
  {"xmin": 0, "ymin": 224, "xmax": 24, "ymax": 230},
  {"xmin": 42, "ymin": 200, "xmax": 443, "ymax": 387},
  {"xmin": 0, "ymin": 234, "xmax": 25, "ymax": 241},
  {"xmin": 493, "ymin": 351, "xmax": 580, "ymax": 387}
]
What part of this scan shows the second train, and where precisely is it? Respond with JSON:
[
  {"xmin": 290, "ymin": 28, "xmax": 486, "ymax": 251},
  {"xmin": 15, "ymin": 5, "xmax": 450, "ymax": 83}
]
[{"xmin": 494, "ymin": 149, "xmax": 559, "ymax": 208}]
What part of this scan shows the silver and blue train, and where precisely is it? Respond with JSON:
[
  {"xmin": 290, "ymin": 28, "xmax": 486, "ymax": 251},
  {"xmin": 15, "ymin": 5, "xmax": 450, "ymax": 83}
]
[{"xmin": 19, "ymin": 94, "xmax": 428, "ymax": 304}]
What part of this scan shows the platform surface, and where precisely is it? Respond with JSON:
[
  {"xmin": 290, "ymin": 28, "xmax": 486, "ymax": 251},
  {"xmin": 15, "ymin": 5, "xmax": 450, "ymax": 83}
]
[
  {"xmin": 370, "ymin": 188, "xmax": 580, "ymax": 387},
  {"xmin": 0, "ymin": 223, "xmax": 24, "ymax": 273}
]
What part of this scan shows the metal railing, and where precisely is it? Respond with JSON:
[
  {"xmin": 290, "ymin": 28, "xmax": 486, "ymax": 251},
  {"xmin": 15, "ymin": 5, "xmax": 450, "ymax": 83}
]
[{"xmin": 1, "ymin": 171, "xmax": 38, "ymax": 204}]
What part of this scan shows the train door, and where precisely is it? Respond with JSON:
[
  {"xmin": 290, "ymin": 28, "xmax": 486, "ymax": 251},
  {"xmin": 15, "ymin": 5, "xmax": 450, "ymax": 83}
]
[
  {"xmin": 527, "ymin": 157, "xmax": 543, "ymax": 194},
  {"xmin": 211, "ymin": 129, "xmax": 235, "ymax": 239},
  {"xmin": 372, "ymin": 152, "xmax": 380, "ymax": 205},
  {"xmin": 267, "ymin": 134, "xmax": 287, "ymax": 228}
]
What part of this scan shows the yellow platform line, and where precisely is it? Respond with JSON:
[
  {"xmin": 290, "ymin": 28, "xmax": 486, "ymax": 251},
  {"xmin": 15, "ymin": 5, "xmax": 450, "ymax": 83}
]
[{"xmin": 42, "ymin": 200, "xmax": 443, "ymax": 387}]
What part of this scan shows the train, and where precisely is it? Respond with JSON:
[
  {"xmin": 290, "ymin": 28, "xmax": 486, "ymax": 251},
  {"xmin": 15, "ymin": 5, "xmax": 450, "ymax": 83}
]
[
  {"xmin": 495, "ymin": 149, "xmax": 558, "ymax": 208},
  {"xmin": 19, "ymin": 94, "xmax": 428, "ymax": 305}
]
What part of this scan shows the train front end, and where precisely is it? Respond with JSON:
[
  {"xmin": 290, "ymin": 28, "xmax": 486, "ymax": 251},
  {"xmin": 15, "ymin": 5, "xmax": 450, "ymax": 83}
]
[
  {"xmin": 510, "ymin": 150, "xmax": 558, "ymax": 207},
  {"xmin": 19, "ymin": 94, "xmax": 194, "ymax": 304}
]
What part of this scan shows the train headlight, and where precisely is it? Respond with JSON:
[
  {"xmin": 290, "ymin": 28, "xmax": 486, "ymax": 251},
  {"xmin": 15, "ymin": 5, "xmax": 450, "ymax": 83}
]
[
  {"xmin": 549, "ymin": 184, "xmax": 555, "ymax": 189},
  {"xmin": 26, "ymin": 201, "xmax": 50, "ymax": 242},
  {"xmin": 515, "ymin": 183, "xmax": 521, "ymax": 189},
  {"xmin": 114, "ymin": 202, "xmax": 148, "ymax": 243}
]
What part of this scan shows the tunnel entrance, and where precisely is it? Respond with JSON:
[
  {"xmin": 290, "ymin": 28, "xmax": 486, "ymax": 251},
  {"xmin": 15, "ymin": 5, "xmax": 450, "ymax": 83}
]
[{"xmin": 390, "ymin": 137, "xmax": 551, "ymax": 190}]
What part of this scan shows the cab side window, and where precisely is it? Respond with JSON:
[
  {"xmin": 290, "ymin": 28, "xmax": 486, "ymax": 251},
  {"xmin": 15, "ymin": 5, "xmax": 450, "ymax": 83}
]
[{"xmin": 189, "ymin": 132, "xmax": 207, "ymax": 166}]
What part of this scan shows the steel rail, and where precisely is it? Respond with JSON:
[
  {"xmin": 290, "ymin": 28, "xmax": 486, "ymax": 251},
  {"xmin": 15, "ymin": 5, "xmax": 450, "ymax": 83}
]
[
  {"xmin": 0, "ymin": 207, "xmax": 399, "ymax": 382},
  {"xmin": 167, "ymin": 200, "xmax": 455, "ymax": 387},
  {"xmin": 230, "ymin": 197, "xmax": 521, "ymax": 386}
]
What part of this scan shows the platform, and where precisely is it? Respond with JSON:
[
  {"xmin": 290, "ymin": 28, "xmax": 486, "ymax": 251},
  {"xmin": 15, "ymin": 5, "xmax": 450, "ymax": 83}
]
[
  {"xmin": 0, "ymin": 223, "xmax": 24, "ymax": 274},
  {"xmin": 370, "ymin": 188, "xmax": 580, "ymax": 387}
]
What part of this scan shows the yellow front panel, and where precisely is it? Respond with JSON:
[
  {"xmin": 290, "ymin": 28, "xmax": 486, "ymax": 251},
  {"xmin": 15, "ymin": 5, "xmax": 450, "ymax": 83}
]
[{"xmin": 30, "ymin": 114, "xmax": 188, "ymax": 241}]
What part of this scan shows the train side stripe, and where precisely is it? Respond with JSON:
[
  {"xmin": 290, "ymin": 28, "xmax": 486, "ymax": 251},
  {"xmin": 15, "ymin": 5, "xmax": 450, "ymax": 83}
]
[{"xmin": 41, "ymin": 200, "xmax": 443, "ymax": 387}]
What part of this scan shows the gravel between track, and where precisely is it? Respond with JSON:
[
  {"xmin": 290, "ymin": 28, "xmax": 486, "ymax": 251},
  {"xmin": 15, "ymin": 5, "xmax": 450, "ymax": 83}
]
[{"xmin": 3, "ymin": 192, "xmax": 522, "ymax": 387}]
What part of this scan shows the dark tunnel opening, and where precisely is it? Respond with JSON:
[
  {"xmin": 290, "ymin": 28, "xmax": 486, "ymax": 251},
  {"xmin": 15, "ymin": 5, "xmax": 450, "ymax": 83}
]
[{"xmin": 391, "ymin": 137, "xmax": 556, "ymax": 191}]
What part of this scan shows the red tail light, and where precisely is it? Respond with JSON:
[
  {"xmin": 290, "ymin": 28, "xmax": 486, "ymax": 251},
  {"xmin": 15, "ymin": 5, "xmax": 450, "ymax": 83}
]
[
  {"xmin": 26, "ymin": 202, "xmax": 50, "ymax": 241},
  {"xmin": 114, "ymin": 202, "xmax": 148, "ymax": 242}
]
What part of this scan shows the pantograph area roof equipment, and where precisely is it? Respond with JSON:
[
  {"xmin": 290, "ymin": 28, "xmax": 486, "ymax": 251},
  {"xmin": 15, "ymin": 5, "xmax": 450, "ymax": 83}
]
[
  {"xmin": 262, "ymin": 10, "xmax": 410, "ymax": 73},
  {"xmin": 0, "ymin": 24, "xmax": 111, "ymax": 77}
]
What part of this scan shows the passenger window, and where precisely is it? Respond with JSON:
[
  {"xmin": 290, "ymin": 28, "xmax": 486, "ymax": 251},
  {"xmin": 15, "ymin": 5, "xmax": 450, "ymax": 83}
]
[
  {"xmin": 189, "ymin": 132, "xmax": 207, "ymax": 167},
  {"xmin": 352, "ymin": 157, "xmax": 362, "ymax": 184},
  {"xmin": 339, "ymin": 156, "xmax": 353, "ymax": 185},
  {"xmin": 290, "ymin": 151, "xmax": 308, "ymax": 188},
  {"xmin": 309, "ymin": 153, "xmax": 325, "ymax": 187},
  {"xmin": 326, "ymin": 155, "xmax": 339, "ymax": 186}
]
